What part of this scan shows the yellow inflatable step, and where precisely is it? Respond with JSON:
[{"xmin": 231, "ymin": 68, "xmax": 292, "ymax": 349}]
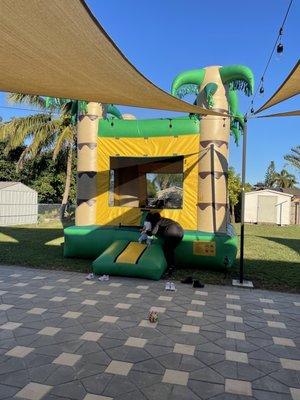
[{"xmin": 115, "ymin": 242, "xmax": 147, "ymax": 264}]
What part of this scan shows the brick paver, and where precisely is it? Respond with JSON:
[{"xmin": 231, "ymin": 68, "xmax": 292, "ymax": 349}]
[{"xmin": 0, "ymin": 265, "xmax": 299, "ymax": 399}]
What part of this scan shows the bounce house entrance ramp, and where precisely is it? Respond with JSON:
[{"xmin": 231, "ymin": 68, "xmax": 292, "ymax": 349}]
[{"xmin": 92, "ymin": 240, "xmax": 167, "ymax": 281}]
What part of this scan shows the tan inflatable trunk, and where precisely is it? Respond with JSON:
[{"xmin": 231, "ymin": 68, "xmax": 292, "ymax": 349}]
[
  {"xmin": 197, "ymin": 66, "xmax": 230, "ymax": 233},
  {"xmin": 76, "ymin": 102, "xmax": 104, "ymax": 225}
]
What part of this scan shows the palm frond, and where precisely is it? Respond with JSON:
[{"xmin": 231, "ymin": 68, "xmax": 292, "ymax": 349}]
[
  {"xmin": 8, "ymin": 93, "xmax": 46, "ymax": 109},
  {"xmin": 16, "ymin": 146, "xmax": 32, "ymax": 171},
  {"xmin": 284, "ymin": 145, "xmax": 300, "ymax": 171},
  {"xmin": 176, "ymin": 84, "xmax": 199, "ymax": 100},
  {"xmin": 53, "ymin": 126, "xmax": 74, "ymax": 160},
  {"xmin": 0, "ymin": 114, "xmax": 51, "ymax": 152},
  {"xmin": 27, "ymin": 120, "xmax": 60, "ymax": 159},
  {"xmin": 0, "ymin": 114, "xmax": 60, "ymax": 159}
]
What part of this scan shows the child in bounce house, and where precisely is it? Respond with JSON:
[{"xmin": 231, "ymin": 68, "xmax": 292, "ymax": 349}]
[{"xmin": 138, "ymin": 215, "xmax": 154, "ymax": 246}]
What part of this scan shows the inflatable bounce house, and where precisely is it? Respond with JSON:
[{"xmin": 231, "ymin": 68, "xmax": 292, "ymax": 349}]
[{"xmin": 64, "ymin": 65, "xmax": 254, "ymax": 280}]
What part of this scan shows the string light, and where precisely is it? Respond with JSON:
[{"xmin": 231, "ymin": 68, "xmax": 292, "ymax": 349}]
[
  {"xmin": 247, "ymin": 0, "xmax": 293, "ymax": 114},
  {"xmin": 276, "ymin": 27, "xmax": 284, "ymax": 58},
  {"xmin": 259, "ymin": 77, "xmax": 264, "ymax": 95}
]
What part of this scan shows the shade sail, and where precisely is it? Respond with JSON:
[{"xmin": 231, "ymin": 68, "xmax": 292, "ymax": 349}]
[
  {"xmin": 0, "ymin": 0, "xmax": 225, "ymax": 116},
  {"xmin": 255, "ymin": 60, "xmax": 300, "ymax": 113},
  {"xmin": 257, "ymin": 110, "xmax": 300, "ymax": 118}
]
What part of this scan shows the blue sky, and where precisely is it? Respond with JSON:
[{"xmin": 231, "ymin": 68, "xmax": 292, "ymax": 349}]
[{"xmin": 1, "ymin": 0, "xmax": 299, "ymax": 184}]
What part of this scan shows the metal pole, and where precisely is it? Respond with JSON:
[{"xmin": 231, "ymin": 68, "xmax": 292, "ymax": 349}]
[{"xmin": 239, "ymin": 118, "xmax": 247, "ymax": 283}]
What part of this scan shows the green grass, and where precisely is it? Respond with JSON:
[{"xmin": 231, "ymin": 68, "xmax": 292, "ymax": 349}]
[
  {"xmin": 0, "ymin": 221, "xmax": 299, "ymax": 293},
  {"xmin": 176, "ymin": 223, "xmax": 300, "ymax": 293}
]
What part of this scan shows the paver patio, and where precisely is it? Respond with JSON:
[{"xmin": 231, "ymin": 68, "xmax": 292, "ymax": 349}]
[{"xmin": 0, "ymin": 265, "xmax": 299, "ymax": 400}]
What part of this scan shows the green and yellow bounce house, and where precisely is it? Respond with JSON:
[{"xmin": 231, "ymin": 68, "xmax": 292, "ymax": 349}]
[{"xmin": 64, "ymin": 65, "xmax": 254, "ymax": 280}]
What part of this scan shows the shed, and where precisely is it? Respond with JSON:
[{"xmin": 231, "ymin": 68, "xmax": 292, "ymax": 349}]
[
  {"xmin": 245, "ymin": 189, "xmax": 293, "ymax": 225},
  {"xmin": 280, "ymin": 188, "xmax": 300, "ymax": 224},
  {"xmin": 0, "ymin": 182, "xmax": 38, "ymax": 226}
]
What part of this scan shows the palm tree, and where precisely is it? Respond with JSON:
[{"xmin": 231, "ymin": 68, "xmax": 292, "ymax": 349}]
[
  {"xmin": 284, "ymin": 145, "xmax": 300, "ymax": 172},
  {"xmin": 172, "ymin": 65, "xmax": 254, "ymax": 233},
  {"xmin": 0, "ymin": 94, "xmax": 85, "ymax": 218},
  {"xmin": 273, "ymin": 169, "xmax": 297, "ymax": 189}
]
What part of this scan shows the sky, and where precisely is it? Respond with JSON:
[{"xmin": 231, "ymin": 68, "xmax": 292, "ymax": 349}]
[{"xmin": 0, "ymin": 0, "xmax": 299, "ymax": 184}]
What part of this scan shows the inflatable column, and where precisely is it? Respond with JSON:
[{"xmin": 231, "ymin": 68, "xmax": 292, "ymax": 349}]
[
  {"xmin": 171, "ymin": 65, "xmax": 253, "ymax": 233},
  {"xmin": 76, "ymin": 102, "xmax": 105, "ymax": 225},
  {"xmin": 197, "ymin": 66, "xmax": 229, "ymax": 233}
]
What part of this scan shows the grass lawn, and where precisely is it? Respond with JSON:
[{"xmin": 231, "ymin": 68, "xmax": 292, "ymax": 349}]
[{"xmin": 0, "ymin": 221, "xmax": 299, "ymax": 293}]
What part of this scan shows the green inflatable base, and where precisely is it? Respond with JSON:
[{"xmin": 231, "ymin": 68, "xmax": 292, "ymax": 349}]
[
  {"xmin": 64, "ymin": 225, "xmax": 238, "ymax": 273},
  {"xmin": 92, "ymin": 240, "xmax": 167, "ymax": 280}
]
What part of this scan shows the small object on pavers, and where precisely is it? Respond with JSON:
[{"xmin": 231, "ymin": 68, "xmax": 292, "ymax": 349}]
[
  {"xmin": 86, "ymin": 273, "xmax": 95, "ymax": 280},
  {"xmin": 98, "ymin": 275, "xmax": 109, "ymax": 282},
  {"xmin": 148, "ymin": 311, "xmax": 158, "ymax": 323},
  {"xmin": 165, "ymin": 281, "xmax": 176, "ymax": 291},
  {"xmin": 181, "ymin": 276, "xmax": 193, "ymax": 284},
  {"xmin": 193, "ymin": 279, "xmax": 205, "ymax": 288}
]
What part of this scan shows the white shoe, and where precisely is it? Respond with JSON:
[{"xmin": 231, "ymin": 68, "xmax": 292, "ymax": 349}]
[
  {"xmin": 86, "ymin": 273, "xmax": 94, "ymax": 280},
  {"xmin": 165, "ymin": 281, "xmax": 171, "ymax": 291},
  {"xmin": 98, "ymin": 275, "xmax": 109, "ymax": 282},
  {"xmin": 170, "ymin": 282, "xmax": 176, "ymax": 291}
]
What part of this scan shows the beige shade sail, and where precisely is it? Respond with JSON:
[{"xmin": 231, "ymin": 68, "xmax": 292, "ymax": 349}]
[
  {"xmin": 257, "ymin": 110, "xmax": 300, "ymax": 118},
  {"xmin": 255, "ymin": 60, "xmax": 300, "ymax": 114},
  {"xmin": 0, "ymin": 0, "xmax": 226, "ymax": 117}
]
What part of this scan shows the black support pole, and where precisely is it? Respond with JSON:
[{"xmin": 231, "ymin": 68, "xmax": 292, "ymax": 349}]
[{"xmin": 239, "ymin": 118, "xmax": 247, "ymax": 283}]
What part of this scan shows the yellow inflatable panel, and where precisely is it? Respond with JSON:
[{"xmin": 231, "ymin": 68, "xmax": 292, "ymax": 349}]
[
  {"xmin": 115, "ymin": 242, "xmax": 147, "ymax": 264},
  {"xmin": 96, "ymin": 135, "xmax": 199, "ymax": 230}
]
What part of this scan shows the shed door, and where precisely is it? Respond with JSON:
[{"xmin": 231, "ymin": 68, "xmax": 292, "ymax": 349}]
[{"xmin": 257, "ymin": 195, "xmax": 277, "ymax": 223}]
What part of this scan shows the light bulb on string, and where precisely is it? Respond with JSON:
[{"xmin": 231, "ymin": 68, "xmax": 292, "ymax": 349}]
[
  {"xmin": 276, "ymin": 27, "xmax": 284, "ymax": 60},
  {"xmin": 277, "ymin": 42, "xmax": 284, "ymax": 54},
  {"xmin": 276, "ymin": 42, "xmax": 284, "ymax": 60},
  {"xmin": 259, "ymin": 77, "xmax": 264, "ymax": 96}
]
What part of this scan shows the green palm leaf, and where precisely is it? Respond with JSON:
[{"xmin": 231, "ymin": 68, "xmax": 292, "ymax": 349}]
[{"xmin": 8, "ymin": 93, "xmax": 46, "ymax": 109}]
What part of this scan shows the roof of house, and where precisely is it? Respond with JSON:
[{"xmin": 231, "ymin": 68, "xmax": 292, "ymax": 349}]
[
  {"xmin": 280, "ymin": 187, "xmax": 300, "ymax": 197},
  {"xmin": 246, "ymin": 189, "xmax": 293, "ymax": 197}
]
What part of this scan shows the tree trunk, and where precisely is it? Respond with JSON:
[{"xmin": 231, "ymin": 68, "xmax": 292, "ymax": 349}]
[
  {"xmin": 197, "ymin": 66, "xmax": 230, "ymax": 233},
  {"xmin": 60, "ymin": 141, "xmax": 73, "ymax": 219},
  {"xmin": 231, "ymin": 204, "xmax": 236, "ymax": 223}
]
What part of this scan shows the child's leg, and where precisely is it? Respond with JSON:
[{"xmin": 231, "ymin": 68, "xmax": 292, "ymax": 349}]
[{"xmin": 139, "ymin": 233, "xmax": 147, "ymax": 243}]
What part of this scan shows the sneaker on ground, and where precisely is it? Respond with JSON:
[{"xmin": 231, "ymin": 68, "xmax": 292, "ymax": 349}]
[
  {"xmin": 165, "ymin": 281, "xmax": 171, "ymax": 291},
  {"xmin": 170, "ymin": 282, "xmax": 176, "ymax": 291},
  {"xmin": 192, "ymin": 279, "xmax": 205, "ymax": 288},
  {"xmin": 86, "ymin": 273, "xmax": 94, "ymax": 280},
  {"xmin": 181, "ymin": 276, "xmax": 193, "ymax": 284}
]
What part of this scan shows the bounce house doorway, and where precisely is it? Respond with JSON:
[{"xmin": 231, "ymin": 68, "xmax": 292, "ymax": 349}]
[{"xmin": 109, "ymin": 156, "xmax": 184, "ymax": 210}]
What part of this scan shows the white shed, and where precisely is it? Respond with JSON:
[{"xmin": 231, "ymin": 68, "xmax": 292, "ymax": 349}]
[
  {"xmin": 0, "ymin": 182, "xmax": 38, "ymax": 226},
  {"xmin": 245, "ymin": 189, "xmax": 293, "ymax": 225}
]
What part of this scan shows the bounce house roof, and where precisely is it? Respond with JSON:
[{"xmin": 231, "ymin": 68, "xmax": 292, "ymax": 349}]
[{"xmin": 0, "ymin": 0, "xmax": 225, "ymax": 116}]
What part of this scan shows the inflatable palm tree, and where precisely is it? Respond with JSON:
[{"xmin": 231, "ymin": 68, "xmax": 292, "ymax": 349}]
[
  {"xmin": 172, "ymin": 65, "xmax": 254, "ymax": 233},
  {"xmin": 75, "ymin": 102, "xmax": 123, "ymax": 225}
]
